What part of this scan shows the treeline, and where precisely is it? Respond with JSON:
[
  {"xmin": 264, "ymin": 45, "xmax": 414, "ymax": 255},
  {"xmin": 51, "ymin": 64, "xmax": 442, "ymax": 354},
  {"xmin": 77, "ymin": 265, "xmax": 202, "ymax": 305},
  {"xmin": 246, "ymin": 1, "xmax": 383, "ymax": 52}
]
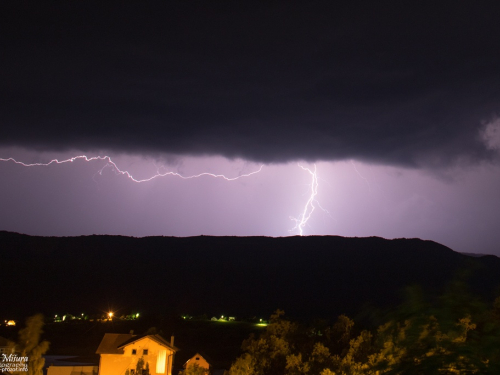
[{"xmin": 229, "ymin": 282, "xmax": 500, "ymax": 374}]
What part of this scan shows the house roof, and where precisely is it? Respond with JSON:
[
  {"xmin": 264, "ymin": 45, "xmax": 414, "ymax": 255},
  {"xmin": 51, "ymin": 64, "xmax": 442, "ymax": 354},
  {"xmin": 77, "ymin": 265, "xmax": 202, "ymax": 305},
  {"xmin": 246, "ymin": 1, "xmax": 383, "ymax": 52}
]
[
  {"xmin": 96, "ymin": 334, "xmax": 178, "ymax": 355},
  {"xmin": 118, "ymin": 334, "xmax": 178, "ymax": 352},
  {"xmin": 183, "ymin": 352, "xmax": 212, "ymax": 368},
  {"xmin": 95, "ymin": 334, "xmax": 135, "ymax": 354}
]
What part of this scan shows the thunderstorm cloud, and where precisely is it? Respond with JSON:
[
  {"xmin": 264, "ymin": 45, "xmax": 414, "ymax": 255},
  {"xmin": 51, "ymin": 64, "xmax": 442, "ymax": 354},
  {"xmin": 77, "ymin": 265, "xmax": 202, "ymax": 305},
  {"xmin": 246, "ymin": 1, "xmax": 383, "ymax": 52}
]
[{"xmin": 2, "ymin": 2, "xmax": 500, "ymax": 168}]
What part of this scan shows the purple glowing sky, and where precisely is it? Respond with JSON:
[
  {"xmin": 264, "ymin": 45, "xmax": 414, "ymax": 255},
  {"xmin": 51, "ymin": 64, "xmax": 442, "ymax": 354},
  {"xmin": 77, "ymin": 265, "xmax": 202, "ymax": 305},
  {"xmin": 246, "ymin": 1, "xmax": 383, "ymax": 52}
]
[
  {"xmin": 1, "ymin": 3, "xmax": 500, "ymax": 255},
  {"xmin": 1, "ymin": 145, "xmax": 500, "ymax": 255}
]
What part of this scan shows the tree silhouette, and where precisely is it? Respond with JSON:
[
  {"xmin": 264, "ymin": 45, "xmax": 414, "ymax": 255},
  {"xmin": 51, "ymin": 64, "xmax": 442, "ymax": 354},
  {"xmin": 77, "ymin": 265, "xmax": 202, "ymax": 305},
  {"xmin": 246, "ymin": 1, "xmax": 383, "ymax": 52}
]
[{"xmin": 12, "ymin": 314, "xmax": 49, "ymax": 375}]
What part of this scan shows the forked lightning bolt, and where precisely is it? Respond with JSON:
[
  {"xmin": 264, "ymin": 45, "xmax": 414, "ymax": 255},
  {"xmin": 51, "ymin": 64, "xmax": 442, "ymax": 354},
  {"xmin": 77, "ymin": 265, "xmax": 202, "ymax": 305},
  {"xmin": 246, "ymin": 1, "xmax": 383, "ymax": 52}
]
[
  {"xmin": 290, "ymin": 164, "xmax": 328, "ymax": 236},
  {"xmin": 0, "ymin": 155, "xmax": 264, "ymax": 182},
  {"xmin": 1, "ymin": 156, "xmax": 328, "ymax": 235}
]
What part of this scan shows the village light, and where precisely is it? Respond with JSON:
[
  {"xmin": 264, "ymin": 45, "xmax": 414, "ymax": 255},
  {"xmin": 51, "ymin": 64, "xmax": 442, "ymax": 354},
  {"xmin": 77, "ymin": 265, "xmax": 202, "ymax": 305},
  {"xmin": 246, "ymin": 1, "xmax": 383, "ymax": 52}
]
[{"xmin": 108, "ymin": 312, "xmax": 113, "ymax": 319}]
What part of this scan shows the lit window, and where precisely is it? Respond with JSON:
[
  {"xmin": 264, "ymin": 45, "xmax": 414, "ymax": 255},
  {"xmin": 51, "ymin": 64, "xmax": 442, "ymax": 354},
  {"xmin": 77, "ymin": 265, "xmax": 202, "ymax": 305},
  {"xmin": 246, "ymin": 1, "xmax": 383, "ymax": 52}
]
[
  {"xmin": 156, "ymin": 349, "xmax": 166, "ymax": 374},
  {"xmin": 143, "ymin": 349, "xmax": 148, "ymax": 355},
  {"xmin": 132, "ymin": 349, "xmax": 137, "ymax": 355}
]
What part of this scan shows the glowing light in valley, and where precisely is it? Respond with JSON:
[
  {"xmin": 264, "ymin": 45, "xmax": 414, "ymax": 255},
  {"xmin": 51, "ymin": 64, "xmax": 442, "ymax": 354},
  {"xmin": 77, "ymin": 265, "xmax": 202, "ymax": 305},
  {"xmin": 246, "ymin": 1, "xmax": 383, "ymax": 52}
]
[
  {"xmin": 0, "ymin": 155, "xmax": 264, "ymax": 182},
  {"xmin": 289, "ymin": 164, "xmax": 328, "ymax": 236}
]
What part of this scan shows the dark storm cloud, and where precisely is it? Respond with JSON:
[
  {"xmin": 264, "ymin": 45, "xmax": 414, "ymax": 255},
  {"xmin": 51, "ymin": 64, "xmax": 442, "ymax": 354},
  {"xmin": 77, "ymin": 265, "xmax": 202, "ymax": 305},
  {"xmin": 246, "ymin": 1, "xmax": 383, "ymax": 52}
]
[{"xmin": 2, "ymin": 2, "xmax": 500, "ymax": 166}]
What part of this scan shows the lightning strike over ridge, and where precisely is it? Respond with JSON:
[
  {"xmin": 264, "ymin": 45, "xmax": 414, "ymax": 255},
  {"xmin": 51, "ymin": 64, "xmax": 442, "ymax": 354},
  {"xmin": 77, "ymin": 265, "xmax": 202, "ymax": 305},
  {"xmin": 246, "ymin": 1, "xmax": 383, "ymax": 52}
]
[
  {"xmin": 0, "ymin": 155, "xmax": 264, "ymax": 182},
  {"xmin": 290, "ymin": 164, "xmax": 329, "ymax": 236},
  {"xmin": 1, "ymin": 155, "xmax": 334, "ymax": 236}
]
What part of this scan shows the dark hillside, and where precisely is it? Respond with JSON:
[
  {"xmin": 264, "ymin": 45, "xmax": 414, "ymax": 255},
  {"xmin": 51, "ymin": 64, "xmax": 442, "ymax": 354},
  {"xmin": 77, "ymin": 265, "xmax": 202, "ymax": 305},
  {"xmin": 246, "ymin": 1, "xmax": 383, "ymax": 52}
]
[{"xmin": 1, "ymin": 231, "xmax": 499, "ymax": 319}]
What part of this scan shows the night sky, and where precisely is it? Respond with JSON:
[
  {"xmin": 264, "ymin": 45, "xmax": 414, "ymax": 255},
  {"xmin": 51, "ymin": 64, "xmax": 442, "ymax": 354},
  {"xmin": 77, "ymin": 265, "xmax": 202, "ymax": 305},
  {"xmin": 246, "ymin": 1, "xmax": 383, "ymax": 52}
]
[{"xmin": 1, "ymin": 2, "xmax": 500, "ymax": 255}]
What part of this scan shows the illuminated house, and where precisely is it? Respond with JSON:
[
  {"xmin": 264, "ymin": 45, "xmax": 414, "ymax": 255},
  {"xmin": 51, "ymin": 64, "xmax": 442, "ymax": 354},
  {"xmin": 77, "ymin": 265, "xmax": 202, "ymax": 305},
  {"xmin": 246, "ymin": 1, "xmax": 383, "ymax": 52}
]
[
  {"xmin": 182, "ymin": 353, "xmax": 210, "ymax": 372},
  {"xmin": 96, "ymin": 334, "xmax": 178, "ymax": 375}
]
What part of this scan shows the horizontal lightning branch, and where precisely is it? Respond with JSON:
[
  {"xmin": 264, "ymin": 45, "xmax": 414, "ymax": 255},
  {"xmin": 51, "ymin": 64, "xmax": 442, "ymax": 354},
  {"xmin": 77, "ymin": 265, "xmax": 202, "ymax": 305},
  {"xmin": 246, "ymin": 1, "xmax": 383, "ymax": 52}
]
[
  {"xmin": 0, "ymin": 155, "xmax": 264, "ymax": 182},
  {"xmin": 1, "ymin": 155, "xmax": 333, "ymax": 236}
]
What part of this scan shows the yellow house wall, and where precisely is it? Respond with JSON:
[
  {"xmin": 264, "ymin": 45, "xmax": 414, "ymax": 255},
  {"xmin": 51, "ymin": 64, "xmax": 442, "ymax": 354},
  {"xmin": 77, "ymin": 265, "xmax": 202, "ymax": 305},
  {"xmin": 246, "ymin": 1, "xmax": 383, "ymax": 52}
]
[{"xmin": 99, "ymin": 338, "xmax": 175, "ymax": 375}]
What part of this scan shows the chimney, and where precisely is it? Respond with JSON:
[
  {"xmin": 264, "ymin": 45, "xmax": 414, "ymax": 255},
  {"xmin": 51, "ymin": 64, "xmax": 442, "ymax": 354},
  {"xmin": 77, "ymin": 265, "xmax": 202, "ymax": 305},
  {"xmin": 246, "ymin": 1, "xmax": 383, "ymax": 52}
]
[
  {"xmin": 170, "ymin": 335, "xmax": 174, "ymax": 347},
  {"xmin": 130, "ymin": 330, "xmax": 134, "ymax": 335}
]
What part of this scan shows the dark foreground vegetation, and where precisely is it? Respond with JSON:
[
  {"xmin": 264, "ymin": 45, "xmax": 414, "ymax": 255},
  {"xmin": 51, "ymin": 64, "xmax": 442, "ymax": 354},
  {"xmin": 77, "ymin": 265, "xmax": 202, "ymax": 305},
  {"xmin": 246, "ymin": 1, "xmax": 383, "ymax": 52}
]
[{"xmin": 228, "ymin": 284, "xmax": 500, "ymax": 374}]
